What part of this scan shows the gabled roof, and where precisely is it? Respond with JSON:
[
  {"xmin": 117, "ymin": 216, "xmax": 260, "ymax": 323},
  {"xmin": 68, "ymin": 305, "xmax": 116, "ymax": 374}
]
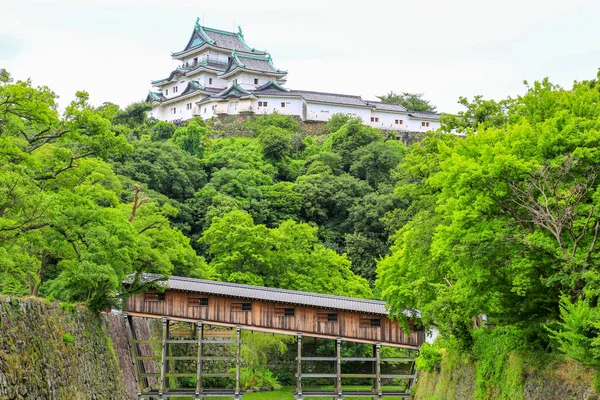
[
  {"xmin": 146, "ymin": 91, "xmax": 166, "ymax": 103},
  {"xmin": 254, "ymin": 80, "xmax": 290, "ymax": 93},
  {"xmin": 151, "ymin": 69, "xmax": 187, "ymax": 85},
  {"xmin": 219, "ymin": 50, "xmax": 287, "ymax": 78},
  {"xmin": 172, "ymin": 19, "xmax": 267, "ymax": 57},
  {"xmin": 211, "ymin": 81, "xmax": 256, "ymax": 100}
]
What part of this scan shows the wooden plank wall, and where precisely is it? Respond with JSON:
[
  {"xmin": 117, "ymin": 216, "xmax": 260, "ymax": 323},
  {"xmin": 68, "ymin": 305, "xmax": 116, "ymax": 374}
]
[{"xmin": 126, "ymin": 290, "xmax": 425, "ymax": 347}]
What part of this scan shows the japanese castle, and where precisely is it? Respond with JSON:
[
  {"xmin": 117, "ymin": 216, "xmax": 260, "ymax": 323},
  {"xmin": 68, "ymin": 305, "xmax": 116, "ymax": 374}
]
[{"xmin": 146, "ymin": 18, "xmax": 441, "ymax": 131}]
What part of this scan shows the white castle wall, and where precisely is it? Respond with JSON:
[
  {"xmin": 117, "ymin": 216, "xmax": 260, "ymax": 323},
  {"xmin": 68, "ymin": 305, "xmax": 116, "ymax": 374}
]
[
  {"xmin": 305, "ymin": 103, "xmax": 371, "ymax": 124},
  {"xmin": 253, "ymin": 97, "xmax": 304, "ymax": 117}
]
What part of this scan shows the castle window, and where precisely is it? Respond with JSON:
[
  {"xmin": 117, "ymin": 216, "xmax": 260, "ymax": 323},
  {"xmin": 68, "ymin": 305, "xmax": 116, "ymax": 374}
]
[
  {"xmin": 422, "ymin": 121, "xmax": 430, "ymax": 127},
  {"xmin": 360, "ymin": 317, "xmax": 381, "ymax": 327},
  {"xmin": 186, "ymin": 103, "xmax": 192, "ymax": 110},
  {"xmin": 281, "ymin": 102, "xmax": 286, "ymax": 108},
  {"xmin": 166, "ymin": 89, "xmax": 169, "ymax": 95},
  {"xmin": 173, "ymin": 86, "xmax": 178, "ymax": 93},
  {"xmin": 254, "ymin": 78, "xmax": 259, "ymax": 85},
  {"xmin": 209, "ymin": 78, "xmax": 213, "ymax": 84},
  {"xmin": 193, "ymin": 57, "xmax": 198, "ymax": 64},
  {"xmin": 395, "ymin": 119, "xmax": 403, "ymax": 124},
  {"xmin": 204, "ymin": 107, "xmax": 207, "ymax": 113},
  {"xmin": 371, "ymin": 117, "xmax": 379, "ymax": 123},
  {"xmin": 232, "ymin": 302, "xmax": 252, "ymax": 311},
  {"xmin": 258, "ymin": 101, "xmax": 263, "ymax": 107},
  {"xmin": 145, "ymin": 292, "xmax": 165, "ymax": 301},
  {"xmin": 275, "ymin": 307, "xmax": 295, "ymax": 317},
  {"xmin": 317, "ymin": 312, "xmax": 338, "ymax": 322},
  {"xmin": 172, "ymin": 107, "xmax": 176, "ymax": 114}
]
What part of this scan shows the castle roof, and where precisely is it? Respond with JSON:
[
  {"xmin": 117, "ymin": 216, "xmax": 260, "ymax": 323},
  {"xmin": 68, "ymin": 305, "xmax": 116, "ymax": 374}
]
[
  {"xmin": 218, "ymin": 50, "xmax": 287, "ymax": 78},
  {"xmin": 172, "ymin": 19, "xmax": 267, "ymax": 58}
]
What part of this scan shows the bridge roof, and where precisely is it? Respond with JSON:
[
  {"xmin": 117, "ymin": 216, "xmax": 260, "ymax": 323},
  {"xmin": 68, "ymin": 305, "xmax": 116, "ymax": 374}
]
[{"xmin": 149, "ymin": 275, "xmax": 415, "ymax": 317}]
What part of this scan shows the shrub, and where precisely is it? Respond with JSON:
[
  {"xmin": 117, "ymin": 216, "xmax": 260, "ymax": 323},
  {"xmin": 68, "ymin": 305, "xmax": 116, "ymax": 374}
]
[
  {"xmin": 63, "ymin": 333, "xmax": 74, "ymax": 345},
  {"xmin": 415, "ymin": 342, "xmax": 443, "ymax": 372}
]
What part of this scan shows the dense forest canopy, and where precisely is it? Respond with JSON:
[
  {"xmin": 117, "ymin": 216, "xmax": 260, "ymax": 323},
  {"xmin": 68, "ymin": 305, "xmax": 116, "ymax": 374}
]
[{"xmin": 3, "ymin": 67, "xmax": 600, "ymax": 370}]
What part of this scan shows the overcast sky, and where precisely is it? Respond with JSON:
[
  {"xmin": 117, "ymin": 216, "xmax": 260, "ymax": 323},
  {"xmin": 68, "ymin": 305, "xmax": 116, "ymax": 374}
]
[{"xmin": 1, "ymin": 0, "xmax": 599, "ymax": 113}]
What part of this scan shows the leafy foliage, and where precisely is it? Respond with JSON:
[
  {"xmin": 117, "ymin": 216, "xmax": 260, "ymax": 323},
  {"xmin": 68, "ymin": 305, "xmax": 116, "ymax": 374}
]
[{"xmin": 376, "ymin": 91, "xmax": 437, "ymax": 112}]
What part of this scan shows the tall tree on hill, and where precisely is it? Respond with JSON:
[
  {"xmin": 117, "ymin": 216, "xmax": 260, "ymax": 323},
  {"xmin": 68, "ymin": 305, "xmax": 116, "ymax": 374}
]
[{"xmin": 377, "ymin": 91, "xmax": 437, "ymax": 112}]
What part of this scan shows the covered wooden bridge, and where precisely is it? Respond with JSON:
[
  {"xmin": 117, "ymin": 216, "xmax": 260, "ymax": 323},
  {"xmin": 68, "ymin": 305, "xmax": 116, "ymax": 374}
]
[{"xmin": 124, "ymin": 276, "xmax": 425, "ymax": 399}]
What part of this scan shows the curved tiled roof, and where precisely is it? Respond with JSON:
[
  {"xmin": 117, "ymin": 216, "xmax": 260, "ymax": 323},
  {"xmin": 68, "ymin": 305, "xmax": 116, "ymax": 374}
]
[{"xmin": 173, "ymin": 21, "xmax": 267, "ymax": 57}]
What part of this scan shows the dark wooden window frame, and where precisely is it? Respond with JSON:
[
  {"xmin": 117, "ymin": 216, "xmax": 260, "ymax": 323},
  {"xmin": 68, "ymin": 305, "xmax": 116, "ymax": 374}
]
[
  {"xmin": 360, "ymin": 317, "xmax": 381, "ymax": 327},
  {"xmin": 145, "ymin": 292, "xmax": 166, "ymax": 301},
  {"xmin": 188, "ymin": 297, "xmax": 209, "ymax": 307},
  {"xmin": 232, "ymin": 302, "xmax": 252, "ymax": 312},
  {"xmin": 317, "ymin": 312, "xmax": 338, "ymax": 322},
  {"xmin": 275, "ymin": 307, "xmax": 295, "ymax": 317}
]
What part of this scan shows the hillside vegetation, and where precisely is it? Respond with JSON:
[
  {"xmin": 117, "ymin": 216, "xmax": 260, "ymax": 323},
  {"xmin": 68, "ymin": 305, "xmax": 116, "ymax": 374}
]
[{"xmin": 4, "ymin": 67, "xmax": 600, "ymax": 397}]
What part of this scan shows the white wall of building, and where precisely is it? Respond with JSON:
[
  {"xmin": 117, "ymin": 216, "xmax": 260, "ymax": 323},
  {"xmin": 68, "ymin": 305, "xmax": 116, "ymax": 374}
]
[
  {"xmin": 153, "ymin": 95, "xmax": 200, "ymax": 123},
  {"xmin": 233, "ymin": 73, "xmax": 270, "ymax": 90},
  {"xmin": 370, "ymin": 111, "xmax": 410, "ymax": 131},
  {"xmin": 188, "ymin": 71, "xmax": 227, "ymax": 89},
  {"xmin": 254, "ymin": 97, "xmax": 304, "ymax": 117},
  {"xmin": 305, "ymin": 103, "xmax": 371, "ymax": 124},
  {"xmin": 405, "ymin": 117, "xmax": 440, "ymax": 132}
]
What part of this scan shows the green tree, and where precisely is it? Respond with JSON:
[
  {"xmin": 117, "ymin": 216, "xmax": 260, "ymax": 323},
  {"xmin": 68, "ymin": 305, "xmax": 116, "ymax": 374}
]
[
  {"xmin": 172, "ymin": 120, "xmax": 211, "ymax": 156},
  {"xmin": 376, "ymin": 91, "xmax": 437, "ymax": 112},
  {"xmin": 201, "ymin": 210, "xmax": 372, "ymax": 297},
  {"xmin": 378, "ymin": 75, "xmax": 600, "ymax": 338}
]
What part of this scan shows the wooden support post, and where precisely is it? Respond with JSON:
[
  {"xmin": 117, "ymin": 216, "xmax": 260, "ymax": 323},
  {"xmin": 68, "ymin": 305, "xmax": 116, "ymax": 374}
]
[
  {"xmin": 375, "ymin": 343, "xmax": 382, "ymax": 396},
  {"xmin": 195, "ymin": 322, "xmax": 203, "ymax": 395},
  {"xmin": 160, "ymin": 318, "xmax": 169, "ymax": 395},
  {"xmin": 406, "ymin": 350, "xmax": 417, "ymax": 393},
  {"xmin": 235, "ymin": 327, "xmax": 241, "ymax": 397},
  {"xmin": 336, "ymin": 338, "xmax": 342, "ymax": 396},
  {"xmin": 124, "ymin": 314, "xmax": 144, "ymax": 395},
  {"xmin": 296, "ymin": 334, "xmax": 302, "ymax": 397}
]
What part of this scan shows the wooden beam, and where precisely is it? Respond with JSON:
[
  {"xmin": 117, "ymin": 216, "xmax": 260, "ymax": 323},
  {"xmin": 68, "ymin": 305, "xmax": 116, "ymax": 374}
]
[
  {"xmin": 125, "ymin": 311, "xmax": 420, "ymax": 350},
  {"xmin": 296, "ymin": 334, "xmax": 302, "ymax": 398},
  {"xmin": 375, "ymin": 343, "xmax": 382, "ymax": 396},
  {"xmin": 160, "ymin": 317, "xmax": 169, "ymax": 395},
  {"xmin": 336, "ymin": 338, "xmax": 342, "ymax": 396},
  {"xmin": 235, "ymin": 327, "xmax": 241, "ymax": 398},
  {"xmin": 123, "ymin": 314, "xmax": 143, "ymax": 395},
  {"xmin": 196, "ymin": 322, "xmax": 203, "ymax": 395}
]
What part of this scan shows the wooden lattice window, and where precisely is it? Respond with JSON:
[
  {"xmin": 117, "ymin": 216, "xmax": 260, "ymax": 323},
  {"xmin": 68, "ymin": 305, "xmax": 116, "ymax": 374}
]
[
  {"xmin": 145, "ymin": 292, "xmax": 165, "ymax": 301},
  {"xmin": 275, "ymin": 307, "xmax": 295, "ymax": 317},
  {"xmin": 360, "ymin": 317, "xmax": 381, "ymax": 327},
  {"xmin": 188, "ymin": 297, "xmax": 209, "ymax": 307},
  {"xmin": 232, "ymin": 302, "xmax": 252, "ymax": 312},
  {"xmin": 317, "ymin": 312, "xmax": 338, "ymax": 322}
]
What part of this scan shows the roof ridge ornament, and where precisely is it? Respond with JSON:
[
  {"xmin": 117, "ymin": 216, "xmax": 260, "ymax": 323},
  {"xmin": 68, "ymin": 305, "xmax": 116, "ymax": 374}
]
[
  {"xmin": 195, "ymin": 17, "xmax": 200, "ymax": 30},
  {"xmin": 237, "ymin": 26, "xmax": 244, "ymax": 39}
]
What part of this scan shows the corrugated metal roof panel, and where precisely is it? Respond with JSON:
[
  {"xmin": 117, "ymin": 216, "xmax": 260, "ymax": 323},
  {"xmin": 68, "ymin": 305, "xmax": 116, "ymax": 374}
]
[{"xmin": 164, "ymin": 276, "xmax": 390, "ymax": 315}]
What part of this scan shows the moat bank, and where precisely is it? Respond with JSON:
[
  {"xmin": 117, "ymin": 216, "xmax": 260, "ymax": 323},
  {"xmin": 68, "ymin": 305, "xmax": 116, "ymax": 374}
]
[
  {"xmin": 0, "ymin": 297, "xmax": 130, "ymax": 400},
  {"xmin": 414, "ymin": 348, "xmax": 599, "ymax": 399}
]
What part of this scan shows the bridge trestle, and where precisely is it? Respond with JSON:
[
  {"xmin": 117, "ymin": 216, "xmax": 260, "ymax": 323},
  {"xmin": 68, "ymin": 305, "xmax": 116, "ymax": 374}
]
[{"xmin": 124, "ymin": 314, "xmax": 417, "ymax": 399}]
